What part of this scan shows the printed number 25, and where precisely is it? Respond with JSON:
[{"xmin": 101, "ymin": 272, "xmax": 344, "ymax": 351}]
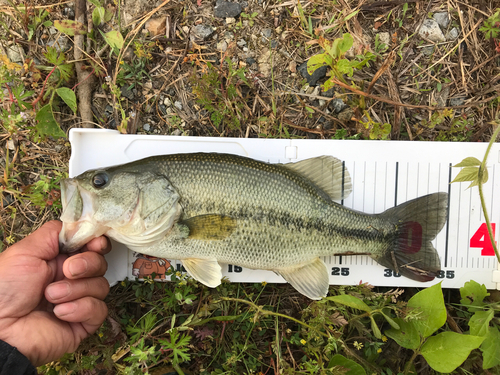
[{"xmin": 332, "ymin": 267, "xmax": 349, "ymax": 276}]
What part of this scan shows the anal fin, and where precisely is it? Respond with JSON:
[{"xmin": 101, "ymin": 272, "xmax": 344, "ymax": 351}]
[
  {"xmin": 182, "ymin": 258, "xmax": 222, "ymax": 288},
  {"xmin": 277, "ymin": 258, "xmax": 329, "ymax": 300}
]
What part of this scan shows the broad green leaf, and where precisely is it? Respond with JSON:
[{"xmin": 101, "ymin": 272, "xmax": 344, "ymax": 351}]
[
  {"xmin": 481, "ymin": 326, "xmax": 500, "ymax": 369},
  {"xmin": 338, "ymin": 33, "xmax": 354, "ymax": 54},
  {"xmin": 35, "ymin": 104, "xmax": 66, "ymax": 139},
  {"xmin": 370, "ymin": 316, "xmax": 382, "ymax": 339},
  {"xmin": 322, "ymin": 38, "xmax": 338, "ymax": 58},
  {"xmin": 328, "ymin": 354, "xmax": 366, "ymax": 375},
  {"xmin": 56, "ymin": 87, "xmax": 77, "ymax": 113},
  {"xmin": 322, "ymin": 77, "xmax": 336, "ymax": 92},
  {"xmin": 104, "ymin": 8, "xmax": 114, "ymax": 23},
  {"xmin": 101, "ymin": 30, "xmax": 124, "ymax": 51},
  {"xmin": 460, "ymin": 280, "xmax": 489, "ymax": 312},
  {"xmin": 469, "ymin": 309, "xmax": 494, "ymax": 337},
  {"xmin": 54, "ymin": 20, "xmax": 87, "ymax": 36},
  {"xmin": 450, "ymin": 166, "xmax": 479, "ymax": 185},
  {"xmin": 92, "ymin": 6, "xmax": 105, "ymax": 26},
  {"xmin": 330, "ymin": 38, "xmax": 341, "ymax": 58},
  {"xmin": 385, "ymin": 317, "xmax": 420, "ymax": 350},
  {"xmin": 87, "ymin": 0, "xmax": 101, "ymax": 6},
  {"xmin": 421, "ymin": 332, "xmax": 484, "ymax": 373},
  {"xmin": 337, "ymin": 59, "xmax": 354, "ymax": 77},
  {"xmin": 453, "ymin": 157, "xmax": 481, "ymax": 168},
  {"xmin": 407, "ymin": 282, "xmax": 446, "ymax": 338},
  {"xmin": 307, "ymin": 53, "xmax": 331, "ymax": 75},
  {"xmin": 326, "ymin": 294, "xmax": 372, "ymax": 312}
]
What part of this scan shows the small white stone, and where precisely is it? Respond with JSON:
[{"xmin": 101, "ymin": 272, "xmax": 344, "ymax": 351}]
[
  {"xmin": 174, "ymin": 101, "xmax": 183, "ymax": 110},
  {"xmin": 217, "ymin": 40, "xmax": 228, "ymax": 52},
  {"xmin": 164, "ymin": 97, "xmax": 172, "ymax": 106},
  {"xmin": 226, "ymin": 17, "xmax": 236, "ymax": 24},
  {"xmin": 446, "ymin": 27, "xmax": 459, "ymax": 41},
  {"xmin": 378, "ymin": 32, "xmax": 390, "ymax": 48},
  {"xmin": 319, "ymin": 99, "xmax": 326, "ymax": 107},
  {"xmin": 6, "ymin": 45, "xmax": 22, "ymax": 63},
  {"xmin": 433, "ymin": 12, "xmax": 450, "ymax": 29},
  {"xmin": 143, "ymin": 123, "xmax": 151, "ymax": 131},
  {"xmin": 419, "ymin": 19, "xmax": 446, "ymax": 43}
]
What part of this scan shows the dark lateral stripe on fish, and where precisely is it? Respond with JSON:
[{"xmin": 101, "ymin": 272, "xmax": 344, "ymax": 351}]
[{"xmin": 185, "ymin": 205, "xmax": 395, "ymax": 244}]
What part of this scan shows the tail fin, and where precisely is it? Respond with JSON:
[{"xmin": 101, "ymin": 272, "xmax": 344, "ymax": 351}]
[{"xmin": 376, "ymin": 192, "xmax": 448, "ymax": 282}]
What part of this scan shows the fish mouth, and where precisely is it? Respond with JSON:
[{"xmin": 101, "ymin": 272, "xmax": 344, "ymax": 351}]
[{"xmin": 59, "ymin": 179, "xmax": 105, "ymax": 253}]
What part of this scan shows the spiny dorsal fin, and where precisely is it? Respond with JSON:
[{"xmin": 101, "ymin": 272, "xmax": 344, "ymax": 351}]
[
  {"xmin": 283, "ymin": 156, "xmax": 352, "ymax": 200},
  {"xmin": 181, "ymin": 214, "xmax": 236, "ymax": 240}
]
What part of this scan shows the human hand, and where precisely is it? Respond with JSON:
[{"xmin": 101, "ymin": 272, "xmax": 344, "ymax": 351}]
[{"xmin": 0, "ymin": 220, "xmax": 111, "ymax": 366}]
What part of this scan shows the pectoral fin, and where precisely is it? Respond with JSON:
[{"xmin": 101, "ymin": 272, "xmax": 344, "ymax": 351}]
[
  {"xmin": 181, "ymin": 214, "xmax": 236, "ymax": 240},
  {"xmin": 277, "ymin": 258, "xmax": 329, "ymax": 300},
  {"xmin": 182, "ymin": 258, "xmax": 222, "ymax": 288}
]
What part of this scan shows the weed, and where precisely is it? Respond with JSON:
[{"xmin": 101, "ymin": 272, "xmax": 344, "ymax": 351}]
[
  {"xmin": 190, "ymin": 58, "xmax": 252, "ymax": 132},
  {"xmin": 23, "ymin": 171, "xmax": 67, "ymax": 210},
  {"xmin": 480, "ymin": 9, "xmax": 500, "ymax": 40},
  {"xmin": 360, "ymin": 111, "xmax": 391, "ymax": 140},
  {"xmin": 240, "ymin": 12, "xmax": 258, "ymax": 27},
  {"xmin": 116, "ymin": 58, "xmax": 151, "ymax": 90}
]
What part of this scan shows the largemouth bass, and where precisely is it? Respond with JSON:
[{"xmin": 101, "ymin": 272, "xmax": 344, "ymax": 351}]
[{"xmin": 59, "ymin": 153, "xmax": 448, "ymax": 300}]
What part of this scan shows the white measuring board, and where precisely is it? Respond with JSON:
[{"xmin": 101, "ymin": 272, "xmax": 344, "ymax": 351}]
[{"xmin": 67, "ymin": 129, "xmax": 500, "ymax": 290}]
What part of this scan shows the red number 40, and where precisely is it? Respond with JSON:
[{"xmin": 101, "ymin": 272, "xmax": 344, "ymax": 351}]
[{"xmin": 470, "ymin": 223, "xmax": 496, "ymax": 256}]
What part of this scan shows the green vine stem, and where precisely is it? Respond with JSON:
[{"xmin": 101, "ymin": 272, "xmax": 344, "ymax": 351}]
[
  {"xmin": 173, "ymin": 363, "xmax": 185, "ymax": 375},
  {"xmin": 403, "ymin": 347, "xmax": 420, "ymax": 375},
  {"xmin": 478, "ymin": 123, "xmax": 500, "ymax": 264}
]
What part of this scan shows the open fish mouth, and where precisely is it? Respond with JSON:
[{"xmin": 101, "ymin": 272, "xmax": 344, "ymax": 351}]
[{"xmin": 59, "ymin": 179, "xmax": 104, "ymax": 253}]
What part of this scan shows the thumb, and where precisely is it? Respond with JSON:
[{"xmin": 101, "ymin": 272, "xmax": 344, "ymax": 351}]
[{"xmin": 8, "ymin": 220, "xmax": 62, "ymax": 261}]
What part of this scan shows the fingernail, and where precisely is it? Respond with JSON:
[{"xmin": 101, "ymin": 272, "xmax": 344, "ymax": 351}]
[
  {"xmin": 47, "ymin": 282, "xmax": 70, "ymax": 300},
  {"xmin": 69, "ymin": 258, "xmax": 88, "ymax": 277},
  {"xmin": 54, "ymin": 302, "xmax": 76, "ymax": 317}
]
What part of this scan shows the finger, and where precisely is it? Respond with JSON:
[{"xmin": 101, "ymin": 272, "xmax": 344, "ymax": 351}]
[
  {"xmin": 63, "ymin": 252, "xmax": 108, "ymax": 279},
  {"xmin": 47, "ymin": 254, "xmax": 69, "ymax": 283},
  {"xmin": 53, "ymin": 296, "xmax": 108, "ymax": 328},
  {"xmin": 80, "ymin": 236, "xmax": 112, "ymax": 255},
  {"xmin": 6, "ymin": 220, "xmax": 62, "ymax": 260},
  {"xmin": 45, "ymin": 277, "xmax": 110, "ymax": 303}
]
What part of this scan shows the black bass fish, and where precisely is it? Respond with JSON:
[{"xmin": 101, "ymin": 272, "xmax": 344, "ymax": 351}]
[{"xmin": 59, "ymin": 153, "xmax": 448, "ymax": 299}]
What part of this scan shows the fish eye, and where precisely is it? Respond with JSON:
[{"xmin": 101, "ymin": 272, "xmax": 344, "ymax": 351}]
[{"xmin": 92, "ymin": 172, "xmax": 109, "ymax": 188}]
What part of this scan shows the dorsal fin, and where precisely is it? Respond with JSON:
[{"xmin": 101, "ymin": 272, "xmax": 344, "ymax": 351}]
[{"xmin": 282, "ymin": 156, "xmax": 352, "ymax": 200}]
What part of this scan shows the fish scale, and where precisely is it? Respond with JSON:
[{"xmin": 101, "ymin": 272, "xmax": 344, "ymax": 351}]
[
  {"xmin": 140, "ymin": 154, "xmax": 387, "ymax": 262},
  {"xmin": 59, "ymin": 152, "xmax": 448, "ymax": 299}
]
